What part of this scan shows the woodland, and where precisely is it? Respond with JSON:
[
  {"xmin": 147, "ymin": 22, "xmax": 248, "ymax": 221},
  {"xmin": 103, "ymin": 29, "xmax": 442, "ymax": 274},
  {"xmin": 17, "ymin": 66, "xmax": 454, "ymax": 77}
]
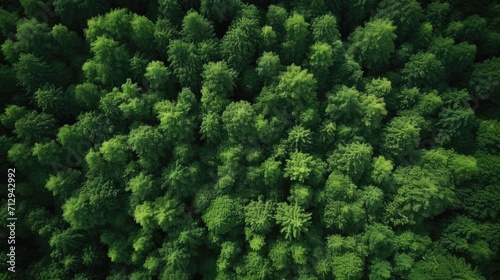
[{"xmin": 0, "ymin": 0, "xmax": 500, "ymax": 279}]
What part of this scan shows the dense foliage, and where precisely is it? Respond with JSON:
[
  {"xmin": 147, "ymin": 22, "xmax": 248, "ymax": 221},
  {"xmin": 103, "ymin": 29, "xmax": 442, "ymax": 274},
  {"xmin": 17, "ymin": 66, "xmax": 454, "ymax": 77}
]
[{"xmin": 1, "ymin": 0, "xmax": 499, "ymax": 279}]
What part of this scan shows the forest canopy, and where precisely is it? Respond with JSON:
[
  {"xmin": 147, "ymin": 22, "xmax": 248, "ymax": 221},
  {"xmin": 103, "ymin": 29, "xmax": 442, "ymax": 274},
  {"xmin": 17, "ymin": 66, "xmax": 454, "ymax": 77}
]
[{"xmin": 0, "ymin": 0, "xmax": 499, "ymax": 279}]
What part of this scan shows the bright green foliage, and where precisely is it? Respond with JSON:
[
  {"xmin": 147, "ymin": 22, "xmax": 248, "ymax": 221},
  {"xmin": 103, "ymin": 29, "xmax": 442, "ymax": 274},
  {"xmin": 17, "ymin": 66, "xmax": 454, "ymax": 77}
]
[
  {"xmin": 202, "ymin": 61, "xmax": 237, "ymax": 96},
  {"xmin": 217, "ymin": 241, "xmax": 241, "ymax": 273},
  {"xmin": 128, "ymin": 125, "xmax": 167, "ymax": 170},
  {"xmin": 99, "ymin": 135, "xmax": 129, "ymax": 164},
  {"xmin": 331, "ymin": 252, "xmax": 364, "ymax": 280},
  {"xmin": 45, "ymin": 169, "xmax": 81, "ymax": 198},
  {"xmin": 126, "ymin": 172, "xmax": 158, "ymax": 202},
  {"xmin": 155, "ymin": 88, "xmax": 198, "ymax": 144},
  {"xmin": 236, "ymin": 252, "xmax": 273, "ymax": 279},
  {"xmin": 222, "ymin": 101, "xmax": 256, "ymax": 143},
  {"xmin": 144, "ymin": 60, "xmax": 170, "ymax": 91},
  {"xmin": 382, "ymin": 114, "xmax": 424, "ymax": 158},
  {"xmin": 2, "ymin": 1, "xmax": 499, "ymax": 279},
  {"xmin": 289, "ymin": 183, "xmax": 313, "ymax": 207},
  {"xmin": 275, "ymin": 203, "xmax": 312, "ymax": 240},
  {"xmin": 308, "ymin": 42, "xmax": 334, "ymax": 86},
  {"xmin": 1, "ymin": 105, "xmax": 29, "ymax": 129},
  {"xmin": 260, "ymin": 25, "xmax": 278, "ymax": 52},
  {"xmin": 62, "ymin": 178, "xmax": 120, "ymax": 230},
  {"xmin": 202, "ymin": 196, "xmax": 244, "ymax": 238},
  {"xmin": 325, "ymin": 86, "xmax": 362, "ymax": 122},
  {"xmin": 32, "ymin": 140, "xmax": 63, "ymax": 167},
  {"xmin": 318, "ymin": 172, "xmax": 366, "ymax": 232},
  {"xmin": 328, "ymin": 142, "xmax": 373, "ymax": 182},
  {"xmin": 286, "ymin": 125, "xmax": 313, "ymax": 151},
  {"xmin": 85, "ymin": 8, "xmax": 132, "ymax": 42},
  {"xmin": 371, "ymin": 156, "xmax": 393, "ymax": 185},
  {"xmin": 276, "ymin": 65, "xmax": 318, "ymax": 117},
  {"xmin": 361, "ymin": 94, "xmax": 388, "ymax": 129},
  {"xmin": 284, "ymin": 152, "xmax": 325, "ymax": 185},
  {"xmin": 348, "ymin": 19, "xmax": 397, "ymax": 70}
]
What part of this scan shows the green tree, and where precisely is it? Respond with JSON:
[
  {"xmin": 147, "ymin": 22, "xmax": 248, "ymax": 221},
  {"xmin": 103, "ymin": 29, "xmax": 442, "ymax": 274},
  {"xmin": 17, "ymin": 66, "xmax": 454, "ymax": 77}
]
[
  {"xmin": 385, "ymin": 166, "xmax": 455, "ymax": 226},
  {"xmin": 202, "ymin": 61, "xmax": 238, "ymax": 97},
  {"xmin": 284, "ymin": 152, "xmax": 325, "ymax": 185},
  {"xmin": 62, "ymin": 178, "xmax": 121, "ymax": 230},
  {"xmin": 282, "ymin": 13, "xmax": 310, "ymax": 65},
  {"xmin": 327, "ymin": 142, "xmax": 373, "ymax": 182},
  {"xmin": 14, "ymin": 53, "xmax": 66, "ymax": 92},
  {"xmin": 312, "ymin": 14, "xmax": 341, "ymax": 43},
  {"xmin": 222, "ymin": 101, "xmax": 257, "ymax": 143},
  {"xmin": 168, "ymin": 40, "xmax": 202, "ymax": 90},
  {"xmin": 130, "ymin": 14, "xmax": 155, "ymax": 54},
  {"xmin": 202, "ymin": 196, "xmax": 244, "ymax": 240},
  {"xmin": 256, "ymin": 52, "xmax": 282, "ymax": 83},
  {"xmin": 144, "ymin": 60, "xmax": 171, "ymax": 91},
  {"xmin": 375, "ymin": 0, "xmax": 423, "ymax": 39},
  {"xmin": 382, "ymin": 114, "xmax": 425, "ymax": 159},
  {"xmin": 14, "ymin": 110, "xmax": 57, "ymax": 143},
  {"xmin": 276, "ymin": 65, "xmax": 318, "ymax": 119},
  {"xmin": 275, "ymin": 202, "xmax": 312, "ymax": 240},
  {"xmin": 221, "ymin": 17, "xmax": 260, "ymax": 73},
  {"xmin": 402, "ymin": 52, "xmax": 444, "ymax": 88},
  {"xmin": 85, "ymin": 8, "xmax": 132, "ymax": 43},
  {"xmin": 348, "ymin": 19, "xmax": 397, "ymax": 70},
  {"xmin": 82, "ymin": 36, "xmax": 130, "ymax": 87},
  {"xmin": 181, "ymin": 10, "xmax": 215, "ymax": 43},
  {"xmin": 476, "ymin": 120, "xmax": 500, "ymax": 153},
  {"xmin": 469, "ymin": 57, "xmax": 500, "ymax": 101},
  {"xmin": 439, "ymin": 215, "xmax": 494, "ymax": 263},
  {"xmin": 244, "ymin": 199, "xmax": 275, "ymax": 236},
  {"xmin": 331, "ymin": 252, "xmax": 364, "ymax": 280},
  {"xmin": 266, "ymin": 5, "xmax": 288, "ymax": 42}
]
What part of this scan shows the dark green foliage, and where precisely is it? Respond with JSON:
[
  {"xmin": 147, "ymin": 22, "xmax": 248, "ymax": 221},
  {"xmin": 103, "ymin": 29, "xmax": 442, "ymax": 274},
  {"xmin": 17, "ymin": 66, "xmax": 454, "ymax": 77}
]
[
  {"xmin": 402, "ymin": 52, "xmax": 445, "ymax": 88},
  {"xmin": 221, "ymin": 17, "xmax": 260, "ymax": 73},
  {"xmin": 2, "ymin": 1, "xmax": 499, "ymax": 279},
  {"xmin": 282, "ymin": 13, "xmax": 310, "ymax": 65}
]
